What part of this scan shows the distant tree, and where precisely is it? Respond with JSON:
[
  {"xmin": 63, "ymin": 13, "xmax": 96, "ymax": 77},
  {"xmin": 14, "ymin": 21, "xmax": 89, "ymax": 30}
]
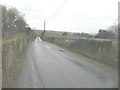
[
  {"xmin": 107, "ymin": 25, "xmax": 118, "ymax": 38},
  {"xmin": 99, "ymin": 29, "xmax": 102, "ymax": 33},
  {"xmin": 95, "ymin": 29, "xmax": 115, "ymax": 39},
  {"xmin": 77, "ymin": 33, "xmax": 80, "ymax": 36},
  {"xmin": 80, "ymin": 33, "xmax": 90, "ymax": 37},
  {"xmin": 94, "ymin": 35, "xmax": 99, "ymax": 38},
  {"xmin": 63, "ymin": 32, "xmax": 68, "ymax": 36}
]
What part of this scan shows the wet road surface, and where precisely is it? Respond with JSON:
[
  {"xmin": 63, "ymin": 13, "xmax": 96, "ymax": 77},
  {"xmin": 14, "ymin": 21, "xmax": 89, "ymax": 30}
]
[{"xmin": 18, "ymin": 38, "xmax": 118, "ymax": 88}]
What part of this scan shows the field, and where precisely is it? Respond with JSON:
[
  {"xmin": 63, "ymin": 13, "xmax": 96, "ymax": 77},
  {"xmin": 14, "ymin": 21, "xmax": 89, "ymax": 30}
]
[{"xmin": 44, "ymin": 35, "xmax": 118, "ymax": 68}]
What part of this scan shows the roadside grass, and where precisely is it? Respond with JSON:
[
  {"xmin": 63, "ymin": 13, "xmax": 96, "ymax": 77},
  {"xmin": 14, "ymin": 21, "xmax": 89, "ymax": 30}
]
[
  {"xmin": 7, "ymin": 45, "xmax": 27, "ymax": 87},
  {"xmin": 69, "ymin": 47, "xmax": 118, "ymax": 66},
  {"xmin": 45, "ymin": 36, "xmax": 118, "ymax": 68},
  {"xmin": 6, "ymin": 58, "xmax": 23, "ymax": 87},
  {"xmin": 2, "ymin": 33, "xmax": 34, "ymax": 88},
  {"xmin": 3, "ymin": 39, "xmax": 24, "ymax": 87},
  {"xmin": 2, "ymin": 33, "xmax": 25, "ymax": 45}
]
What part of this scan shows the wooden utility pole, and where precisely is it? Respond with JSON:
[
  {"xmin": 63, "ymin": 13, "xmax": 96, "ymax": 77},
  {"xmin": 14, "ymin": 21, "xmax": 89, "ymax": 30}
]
[
  {"xmin": 44, "ymin": 21, "xmax": 46, "ymax": 31},
  {"xmin": 41, "ymin": 21, "xmax": 46, "ymax": 40}
]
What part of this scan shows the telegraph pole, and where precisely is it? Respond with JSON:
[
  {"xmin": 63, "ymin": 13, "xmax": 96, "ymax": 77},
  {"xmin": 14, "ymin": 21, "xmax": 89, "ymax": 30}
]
[
  {"xmin": 41, "ymin": 21, "xmax": 46, "ymax": 40},
  {"xmin": 44, "ymin": 21, "xmax": 46, "ymax": 31}
]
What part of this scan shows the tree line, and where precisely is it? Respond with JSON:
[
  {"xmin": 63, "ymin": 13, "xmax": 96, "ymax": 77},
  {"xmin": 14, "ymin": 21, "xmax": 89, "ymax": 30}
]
[
  {"xmin": 1, "ymin": 5, "xmax": 33, "ymax": 39},
  {"xmin": 62, "ymin": 25, "xmax": 118, "ymax": 39}
]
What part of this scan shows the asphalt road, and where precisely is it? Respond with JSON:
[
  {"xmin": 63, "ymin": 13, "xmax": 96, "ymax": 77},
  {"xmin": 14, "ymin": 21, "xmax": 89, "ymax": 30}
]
[{"xmin": 18, "ymin": 38, "xmax": 118, "ymax": 88}]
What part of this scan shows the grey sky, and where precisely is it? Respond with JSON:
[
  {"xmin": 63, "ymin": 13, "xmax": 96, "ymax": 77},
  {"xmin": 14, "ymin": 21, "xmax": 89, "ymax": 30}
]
[{"xmin": 0, "ymin": 0, "xmax": 119, "ymax": 33}]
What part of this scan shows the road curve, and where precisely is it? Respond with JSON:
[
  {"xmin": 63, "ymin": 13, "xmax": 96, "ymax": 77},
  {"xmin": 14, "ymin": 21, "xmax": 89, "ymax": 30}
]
[{"xmin": 18, "ymin": 38, "xmax": 118, "ymax": 88}]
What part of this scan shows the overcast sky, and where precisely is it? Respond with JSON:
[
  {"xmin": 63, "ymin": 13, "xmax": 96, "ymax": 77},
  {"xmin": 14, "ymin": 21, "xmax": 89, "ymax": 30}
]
[{"xmin": 0, "ymin": 0, "xmax": 119, "ymax": 33}]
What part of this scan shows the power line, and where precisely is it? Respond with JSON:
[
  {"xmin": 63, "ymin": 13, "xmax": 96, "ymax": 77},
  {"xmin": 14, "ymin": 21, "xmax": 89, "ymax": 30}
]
[{"xmin": 46, "ymin": 0, "xmax": 69, "ymax": 21}]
